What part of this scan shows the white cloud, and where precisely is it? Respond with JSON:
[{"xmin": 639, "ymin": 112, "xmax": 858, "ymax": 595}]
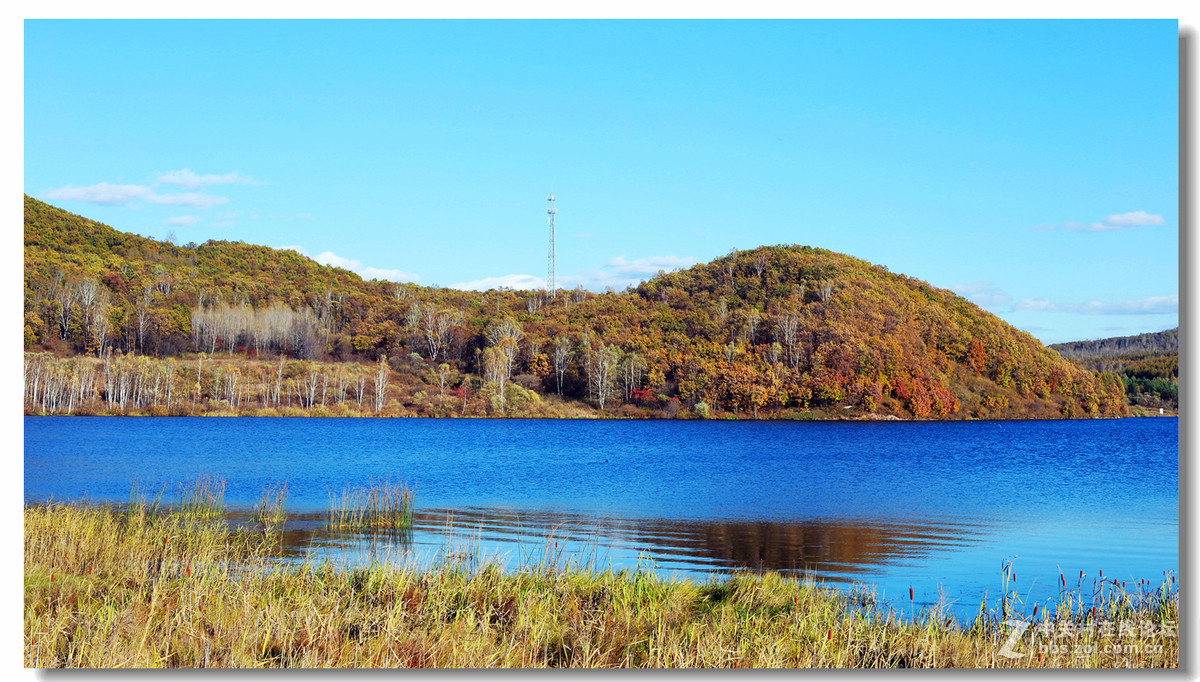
[
  {"xmin": 144, "ymin": 192, "xmax": 228, "ymax": 209},
  {"xmin": 41, "ymin": 181, "xmax": 228, "ymax": 209},
  {"xmin": 572, "ymin": 232, "xmax": 595, "ymax": 239},
  {"xmin": 949, "ymin": 281, "xmax": 1176, "ymax": 317},
  {"xmin": 451, "ymin": 254, "xmax": 697, "ymax": 292},
  {"xmin": 601, "ymin": 254, "xmax": 698, "ymax": 278},
  {"xmin": 1014, "ymin": 294, "xmax": 1177, "ymax": 315},
  {"xmin": 1035, "ymin": 211, "xmax": 1168, "ymax": 232},
  {"xmin": 156, "ymin": 168, "xmax": 254, "ymax": 189},
  {"xmin": 163, "ymin": 215, "xmax": 200, "ymax": 227},
  {"xmin": 280, "ymin": 245, "xmax": 420, "ymax": 283},
  {"xmin": 950, "ymin": 281, "xmax": 1012, "ymax": 310},
  {"xmin": 450, "ymin": 274, "xmax": 546, "ymax": 291},
  {"xmin": 1100, "ymin": 211, "xmax": 1166, "ymax": 227},
  {"xmin": 42, "ymin": 182, "xmax": 152, "ymax": 205}
]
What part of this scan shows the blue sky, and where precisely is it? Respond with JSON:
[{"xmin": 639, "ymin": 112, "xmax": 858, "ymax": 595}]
[{"xmin": 23, "ymin": 19, "xmax": 1178, "ymax": 344}]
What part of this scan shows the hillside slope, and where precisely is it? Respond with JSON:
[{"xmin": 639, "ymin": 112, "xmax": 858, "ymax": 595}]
[
  {"xmin": 1052, "ymin": 329, "xmax": 1177, "ymax": 412},
  {"xmin": 23, "ymin": 195, "xmax": 1125, "ymax": 419}
]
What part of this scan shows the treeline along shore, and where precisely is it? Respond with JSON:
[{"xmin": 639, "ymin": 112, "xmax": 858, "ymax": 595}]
[{"xmin": 25, "ymin": 195, "xmax": 1128, "ymax": 420}]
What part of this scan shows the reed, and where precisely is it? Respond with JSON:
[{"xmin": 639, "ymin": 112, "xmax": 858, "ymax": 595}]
[
  {"xmin": 124, "ymin": 479, "xmax": 163, "ymax": 523},
  {"xmin": 176, "ymin": 476, "xmax": 226, "ymax": 519},
  {"xmin": 24, "ymin": 503, "xmax": 1178, "ymax": 669},
  {"xmin": 327, "ymin": 479, "xmax": 414, "ymax": 531},
  {"xmin": 253, "ymin": 482, "xmax": 289, "ymax": 527}
]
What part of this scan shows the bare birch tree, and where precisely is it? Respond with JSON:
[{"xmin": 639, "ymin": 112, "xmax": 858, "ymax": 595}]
[
  {"xmin": 552, "ymin": 336, "xmax": 573, "ymax": 396},
  {"xmin": 374, "ymin": 356, "xmax": 390, "ymax": 413}
]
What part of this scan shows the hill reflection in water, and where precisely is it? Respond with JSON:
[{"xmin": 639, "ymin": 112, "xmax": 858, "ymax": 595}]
[{"xmin": 266, "ymin": 507, "xmax": 986, "ymax": 587}]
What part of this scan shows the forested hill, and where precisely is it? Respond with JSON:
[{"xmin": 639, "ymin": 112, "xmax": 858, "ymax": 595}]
[
  {"xmin": 1051, "ymin": 328, "xmax": 1178, "ymax": 413},
  {"xmin": 23, "ymin": 194, "xmax": 1125, "ymax": 420},
  {"xmin": 1050, "ymin": 328, "xmax": 1178, "ymax": 360}
]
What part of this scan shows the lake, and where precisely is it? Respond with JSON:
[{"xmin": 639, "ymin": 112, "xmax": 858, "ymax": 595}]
[{"xmin": 23, "ymin": 416, "xmax": 1178, "ymax": 620}]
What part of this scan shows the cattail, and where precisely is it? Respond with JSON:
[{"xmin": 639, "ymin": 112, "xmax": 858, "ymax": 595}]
[
  {"xmin": 1079, "ymin": 570, "xmax": 1084, "ymax": 580},
  {"xmin": 1012, "ymin": 573, "xmax": 1016, "ymax": 582},
  {"xmin": 1100, "ymin": 569, "xmax": 1103, "ymax": 578},
  {"xmin": 88, "ymin": 565, "xmax": 93, "ymax": 575},
  {"xmin": 1091, "ymin": 606, "xmax": 1097, "ymax": 619},
  {"xmin": 909, "ymin": 586, "xmax": 914, "ymax": 600},
  {"xmin": 1033, "ymin": 604, "xmax": 1038, "ymax": 618},
  {"xmin": 1060, "ymin": 574, "xmax": 1065, "ymax": 586},
  {"xmin": 50, "ymin": 572, "xmax": 54, "ymax": 583},
  {"xmin": 827, "ymin": 629, "xmax": 833, "ymax": 640},
  {"xmin": 1038, "ymin": 653, "xmax": 1043, "ymax": 663},
  {"xmin": 186, "ymin": 564, "xmax": 192, "ymax": 578}
]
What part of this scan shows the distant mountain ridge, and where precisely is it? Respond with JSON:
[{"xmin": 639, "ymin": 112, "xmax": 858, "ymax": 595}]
[
  {"xmin": 1050, "ymin": 328, "xmax": 1178, "ymax": 413},
  {"xmin": 23, "ymin": 194, "xmax": 1126, "ymax": 420},
  {"xmin": 1050, "ymin": 328, "xmax": 1178, "ymax": 360}
]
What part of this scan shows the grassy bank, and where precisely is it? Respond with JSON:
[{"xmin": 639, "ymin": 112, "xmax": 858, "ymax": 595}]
[{"xmin": 25, "ymin": 503, "xmax": 1177, "ymax": 668}]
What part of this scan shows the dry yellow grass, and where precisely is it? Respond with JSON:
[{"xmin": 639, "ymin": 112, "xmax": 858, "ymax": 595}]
[{"xmin": 24, "ymin": 503, "xmax": 1178, "ymax": 668}]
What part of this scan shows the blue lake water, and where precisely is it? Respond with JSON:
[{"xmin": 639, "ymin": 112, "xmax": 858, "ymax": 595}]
[{"xmin": 24, "ymin": 416, "xmax": 1178, "ymax": 619}]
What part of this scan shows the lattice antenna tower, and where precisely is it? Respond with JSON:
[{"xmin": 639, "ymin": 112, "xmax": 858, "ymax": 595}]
[{"xmin": 546, "ymin": 194, "xmax": 557, "ymax": 299}]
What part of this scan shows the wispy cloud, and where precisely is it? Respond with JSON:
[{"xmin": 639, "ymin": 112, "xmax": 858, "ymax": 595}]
[
  {"xmin": 1034, "ymin": 211, "xmax": 1167, "ymax": 232},
  {"xmin": 163, "ymin": 215, "xmax": 200, "ymax": 227},
  {"xmin": 42, "ymin": 182, "xmax": 228, "ymax": 209},
  {"xmin": 600, "ymin": 254, "xmax": 698, "ymax": 278},
  {"xmin": 950, "ymin": 281, "xmax": 1012, "ymax": 310},
  {"xmin": 450, "ymin": 274, "xmax": 546, "ymax": 291},
  {"xmin": 155, "ymin": 168, "xmax": 255, "ymax": 189},
  {"xmin": 1014, "ymin": 295, "xmax": 1177, "ymax": 315},
  {"xmin": 280, "ymin": 245, "xmax": 420, "ymax": 283},
  {"xmin": 572, "ymin": 232, "xmax": 594, "ymax": 239},
  {"xmin": 42, "ymin": 182, "xmax": 152, "ymax": 206},
  {"xmin": 144, "ymin": 192, "xmax": 228, "ymax": 209},
  {"xmin": 450, "ymin": 254, "xmax": 697, "ymax": 292},
  {"xmin": 951, "ymin": 281, "xmax": 1176, "ymax": 317}
]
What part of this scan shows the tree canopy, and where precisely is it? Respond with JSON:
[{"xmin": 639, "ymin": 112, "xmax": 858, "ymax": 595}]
[{"xmin": 24, "ymin": 195, "xmax": 1126, "ymax": 420}]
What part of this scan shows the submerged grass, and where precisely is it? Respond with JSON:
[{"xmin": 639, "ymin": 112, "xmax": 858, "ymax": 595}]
[
  {"xmin": 327, "ymin": 479, "xmax": 413, "ymax": 531},
  {"xmin": 176, "ymin": 476, "xmax": 226, "ymax": 520},
  {"xmin": 124, "ymin": 480, "xmax": 163, "ymax": 523},
  {"xmin": 25, "ymin": 503, "xmax": 1178, "ymax": 669},
  {"xmin": 252, "ymin": 482, "xmax": 288, "ymax": 527}
]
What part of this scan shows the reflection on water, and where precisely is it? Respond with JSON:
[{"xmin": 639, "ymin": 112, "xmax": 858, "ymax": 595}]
[
  {"xmin": 259, "ymin": 507, "xmax": 988, "ymax": 588},
  {"xmin": 234, "ymin": 503, "xmax": 1174, "ymax": 619},
  {"xmin": 25, "ymin": 416, "xmax": 1178, "ymax": 620}
]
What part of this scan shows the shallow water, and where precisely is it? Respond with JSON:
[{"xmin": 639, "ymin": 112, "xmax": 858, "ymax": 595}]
[{"xmin": 24, "ymin": 416, "xmax": 1178, "ymax": 618}]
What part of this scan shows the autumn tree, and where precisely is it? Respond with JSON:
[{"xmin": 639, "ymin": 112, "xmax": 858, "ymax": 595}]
[{"xmin": 967, "ymin": 339, "xmax": 988, "ymax": 376}]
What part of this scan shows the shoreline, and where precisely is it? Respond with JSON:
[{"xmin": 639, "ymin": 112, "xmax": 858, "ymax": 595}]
[
  {"xmin": 24, "ymin": 503, "xmax": 1179, "ymax": 669},
  {"xmin": 23, "ymin": 410, "xmax": 1173, "ymax": 421}
]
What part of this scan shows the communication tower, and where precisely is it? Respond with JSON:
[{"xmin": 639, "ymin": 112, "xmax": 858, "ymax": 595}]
[{"xmin": 546, "ymin": 194, "xmax": 557, "ymax": 299}]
